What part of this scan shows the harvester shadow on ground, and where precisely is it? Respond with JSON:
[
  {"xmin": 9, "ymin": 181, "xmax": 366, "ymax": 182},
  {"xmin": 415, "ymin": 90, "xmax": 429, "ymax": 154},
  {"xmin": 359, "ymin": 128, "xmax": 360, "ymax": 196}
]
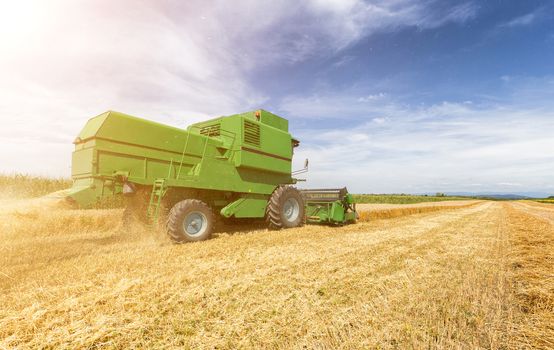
[
  {"xmin": 213, "ymin": 219, "xmax": 268, "ymax": 235},
  {"xmin": 120, "ymin": 216, "xmax": 270, "ymax": 244}
]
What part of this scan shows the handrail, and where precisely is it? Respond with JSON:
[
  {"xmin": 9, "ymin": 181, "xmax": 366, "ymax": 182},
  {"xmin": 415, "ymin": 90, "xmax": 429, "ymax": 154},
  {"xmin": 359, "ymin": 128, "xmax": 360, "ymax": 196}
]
[
  {"xmin": 176, "ymin": 134, "xmax": 190, "ymax": 179},
  {"xmin": 176, "ymin": 126, "xmax": 237, "ymax": 179}
]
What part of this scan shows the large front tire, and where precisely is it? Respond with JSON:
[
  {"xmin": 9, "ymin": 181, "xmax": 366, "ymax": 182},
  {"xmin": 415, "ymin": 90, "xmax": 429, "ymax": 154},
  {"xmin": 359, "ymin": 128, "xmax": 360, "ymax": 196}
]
[
  {"xmin": 166, "ymin": 199, "xmax": 214, "ymax": 243},
  {"xmin": 266, "ymin": 186, "xmax": 305, "ymax": 229}
]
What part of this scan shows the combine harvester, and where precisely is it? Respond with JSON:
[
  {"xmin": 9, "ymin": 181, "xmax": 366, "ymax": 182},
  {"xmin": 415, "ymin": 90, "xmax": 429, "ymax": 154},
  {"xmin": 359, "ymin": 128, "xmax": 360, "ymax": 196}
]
[{"xmin": 66, "ymin": 110, "xmax": 357, "ymax": 242}]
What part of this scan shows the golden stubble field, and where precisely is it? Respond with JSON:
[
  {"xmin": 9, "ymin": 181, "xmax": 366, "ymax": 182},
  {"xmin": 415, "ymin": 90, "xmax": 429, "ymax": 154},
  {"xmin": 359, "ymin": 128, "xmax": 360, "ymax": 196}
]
[{"xmin": 0, "ymin": 194, "xmax": 553, "ymax": 349}]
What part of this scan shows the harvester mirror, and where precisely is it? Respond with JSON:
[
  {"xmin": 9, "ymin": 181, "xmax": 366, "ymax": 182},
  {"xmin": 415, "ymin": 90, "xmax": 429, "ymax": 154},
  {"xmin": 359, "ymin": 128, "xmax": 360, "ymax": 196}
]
[{"xmin": 292, "ymin": 158, "xmax": 309, "ymax": 176}]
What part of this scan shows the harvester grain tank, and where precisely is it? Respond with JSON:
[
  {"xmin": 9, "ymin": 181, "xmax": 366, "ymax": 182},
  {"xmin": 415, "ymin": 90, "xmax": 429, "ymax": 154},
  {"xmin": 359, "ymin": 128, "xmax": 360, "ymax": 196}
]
[{"xmin": 66, "ymin": 109, "xmax": 357, "ymax": 242}]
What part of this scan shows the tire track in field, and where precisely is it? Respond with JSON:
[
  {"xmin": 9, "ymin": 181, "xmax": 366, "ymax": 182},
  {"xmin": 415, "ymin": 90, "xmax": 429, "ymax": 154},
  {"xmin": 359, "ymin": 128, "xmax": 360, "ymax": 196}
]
[
  {"xmin": 503, "ymin": 202, "xmax": 554, "ymax": 349},
  {"xmin": 509, "ymin": 201, "xmax": 554, "ymax": 225},
  {"xmin": 237, "ymin": 202, "xmax": 506, "ymax": 349},
  {"xmin": 1, "ymin": 202, "xmax": 501, "ymax": 349},
  {"xmin": 515, "ymin": 201, "xmax": 554, "ymax": 213}
]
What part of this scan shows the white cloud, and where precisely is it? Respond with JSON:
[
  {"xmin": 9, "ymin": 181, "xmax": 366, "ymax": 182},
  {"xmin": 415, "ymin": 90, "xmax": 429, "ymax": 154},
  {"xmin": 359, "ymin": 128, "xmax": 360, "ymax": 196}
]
[
  {"xmin": 0, "ymin": 0, "xmax": 478, "ymax": 176},
  {"xmin": 359, "ymin": 93, "xmax": 387, "ymax": 102},
  {"xmin": 332, "ymin": 55, "xmax": 356, "ymax": 68},
  {"xmin": 501, "ymin": 13, "xmax": 537, "ymax": 28},
  {"xmin": 497, "ymin": 6, "xmax": 548, "ymax": 30},
  {"xmin": 281, "ymin": 93, "xmax": 403, "ymax": 120},
  {"xmin": 497, "ymin": 182, "xmax": 522, "ymax": 187},
  {"xmin": 287, "ymin": 89, "xmax": 554, "ymax": 193},
  {"xmin": 501, "ymin": 75, "xmax": 512, "ymax": 83}
]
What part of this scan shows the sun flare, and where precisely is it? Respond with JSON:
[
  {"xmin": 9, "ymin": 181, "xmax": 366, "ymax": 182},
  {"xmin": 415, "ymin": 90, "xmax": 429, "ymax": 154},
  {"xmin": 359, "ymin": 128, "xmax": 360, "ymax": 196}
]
[{"xmin": 0, "ymin": 0, "xmax": 49, "ymax": 53}]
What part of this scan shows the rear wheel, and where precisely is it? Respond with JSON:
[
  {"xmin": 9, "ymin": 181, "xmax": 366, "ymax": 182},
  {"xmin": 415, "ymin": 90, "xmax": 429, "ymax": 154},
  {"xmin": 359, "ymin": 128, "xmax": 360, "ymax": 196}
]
[
  {"xmin": 266, "ymin": 186, "xmax": 305, "ymax": 229},
  {"xmin": 166, "ymin": 199, "xmax": 214, "ymax": 242}
]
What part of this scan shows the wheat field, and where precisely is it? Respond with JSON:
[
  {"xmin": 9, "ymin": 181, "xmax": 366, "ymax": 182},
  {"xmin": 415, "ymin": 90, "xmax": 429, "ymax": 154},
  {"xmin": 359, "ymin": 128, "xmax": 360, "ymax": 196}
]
[{"xmin": 1, "ymin": 184, "xmax": 553, "ymax": 348}]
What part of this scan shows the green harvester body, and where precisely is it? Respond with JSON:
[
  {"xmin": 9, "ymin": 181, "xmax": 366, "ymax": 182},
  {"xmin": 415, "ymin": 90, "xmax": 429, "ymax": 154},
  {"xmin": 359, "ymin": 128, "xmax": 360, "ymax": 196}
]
[{"xmin": 66, "ymin": 109, "xmax": 356, "ymax": 225}]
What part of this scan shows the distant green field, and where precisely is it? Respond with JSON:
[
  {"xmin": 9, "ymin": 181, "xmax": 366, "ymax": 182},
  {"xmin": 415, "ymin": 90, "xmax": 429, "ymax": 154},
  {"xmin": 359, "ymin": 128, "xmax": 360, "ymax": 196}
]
[
  {"xmin": 535, "ymin": 199, "xmax": 554, "ymax": 204},
  {"xmin": 353, "ymin": 194, "xmax": 471, "ymax": 204},
  {"xmin": 0, "ymin": 174, "xmax": 477, "ymax": 205}
]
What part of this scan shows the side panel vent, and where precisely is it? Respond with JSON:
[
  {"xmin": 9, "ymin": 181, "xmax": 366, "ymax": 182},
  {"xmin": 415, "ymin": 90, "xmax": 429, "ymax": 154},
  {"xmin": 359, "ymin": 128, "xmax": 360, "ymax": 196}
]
[
  {"xmin": 244, "ymin": 120, "xmax": 260, "ymax": 147},
  {"xmin": 200, "ymin": 123, "xmax": 220, "ymax": 137}
]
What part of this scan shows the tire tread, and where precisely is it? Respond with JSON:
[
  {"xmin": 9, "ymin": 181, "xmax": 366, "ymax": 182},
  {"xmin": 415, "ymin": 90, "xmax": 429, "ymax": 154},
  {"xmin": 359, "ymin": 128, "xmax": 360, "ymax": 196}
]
[
  {"xmin": 166, "ymin": 199, "xmax": 214, "ymax": 243},
  {"xmin": 266, "ymin": 185, "xmax": 305, "ymax": 230}
]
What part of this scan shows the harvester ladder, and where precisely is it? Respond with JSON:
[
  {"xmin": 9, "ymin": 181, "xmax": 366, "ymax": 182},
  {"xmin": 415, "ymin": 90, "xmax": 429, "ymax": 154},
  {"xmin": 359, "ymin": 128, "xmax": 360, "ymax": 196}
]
[{"xmin": 146, "ymin": 178, "xmax": 168, "ymax": 225}]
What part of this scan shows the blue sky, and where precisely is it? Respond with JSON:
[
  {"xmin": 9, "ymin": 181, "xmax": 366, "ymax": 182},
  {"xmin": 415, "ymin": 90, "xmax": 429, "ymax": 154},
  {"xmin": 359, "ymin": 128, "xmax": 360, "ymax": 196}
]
[{"xmin": 0, "ymin": 0, "xmax": 553, "ymax": 195}]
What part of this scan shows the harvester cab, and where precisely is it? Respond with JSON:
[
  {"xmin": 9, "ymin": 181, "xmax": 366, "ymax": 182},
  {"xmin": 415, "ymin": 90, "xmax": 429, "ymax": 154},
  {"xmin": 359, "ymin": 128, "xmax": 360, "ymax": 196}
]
[{"xmin": 66, "ymin": 109, "xmax": 357, "ymax": 242}]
